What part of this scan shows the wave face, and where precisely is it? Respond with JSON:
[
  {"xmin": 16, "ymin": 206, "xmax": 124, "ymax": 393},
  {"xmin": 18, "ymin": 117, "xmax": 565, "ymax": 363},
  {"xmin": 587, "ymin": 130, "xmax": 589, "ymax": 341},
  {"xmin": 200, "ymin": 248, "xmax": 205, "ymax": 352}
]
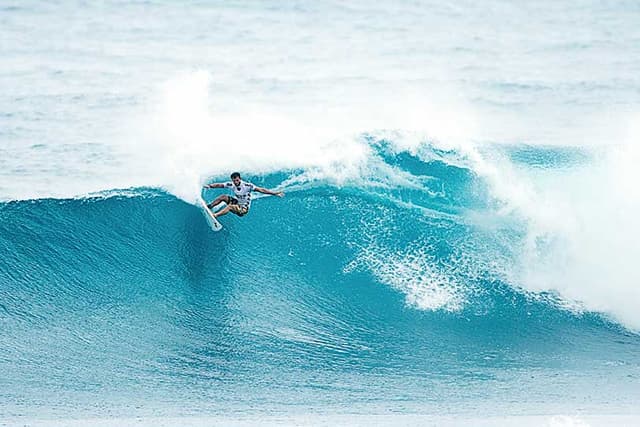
[{"xmin": 2, "ymin": 143, "xmax": 640, "ymax": 418}]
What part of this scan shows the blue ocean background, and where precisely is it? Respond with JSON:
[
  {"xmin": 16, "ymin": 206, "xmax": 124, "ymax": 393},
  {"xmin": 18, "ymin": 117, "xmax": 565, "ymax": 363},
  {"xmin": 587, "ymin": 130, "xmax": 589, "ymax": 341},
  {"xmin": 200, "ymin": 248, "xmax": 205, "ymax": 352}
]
[{"xmin": 2, "ymin": 0, "xmax": 640, "ymax": 424}]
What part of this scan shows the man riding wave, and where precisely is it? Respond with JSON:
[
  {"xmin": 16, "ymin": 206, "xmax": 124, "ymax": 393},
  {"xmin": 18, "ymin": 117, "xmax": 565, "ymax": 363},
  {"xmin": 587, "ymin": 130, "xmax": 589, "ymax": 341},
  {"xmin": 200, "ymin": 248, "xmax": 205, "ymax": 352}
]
[{"xmin": 203, "ymin": 172, "xmax": 284, "ymax": 218}]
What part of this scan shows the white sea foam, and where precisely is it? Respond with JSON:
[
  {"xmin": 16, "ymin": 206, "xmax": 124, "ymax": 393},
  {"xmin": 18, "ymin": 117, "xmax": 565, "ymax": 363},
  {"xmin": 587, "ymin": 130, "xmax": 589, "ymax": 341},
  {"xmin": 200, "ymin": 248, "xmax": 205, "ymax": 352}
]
[{"xmin": 462, "ymin": 115, "xmax": 640, "ymax": 331}]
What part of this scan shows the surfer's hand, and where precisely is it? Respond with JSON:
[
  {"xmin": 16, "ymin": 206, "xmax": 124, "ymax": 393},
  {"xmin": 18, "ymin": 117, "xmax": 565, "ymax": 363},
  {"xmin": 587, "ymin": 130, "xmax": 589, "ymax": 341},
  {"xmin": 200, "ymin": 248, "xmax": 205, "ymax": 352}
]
[{"xmin": 277, "ymin": 192, "xmax": 285, "ymax": 198}]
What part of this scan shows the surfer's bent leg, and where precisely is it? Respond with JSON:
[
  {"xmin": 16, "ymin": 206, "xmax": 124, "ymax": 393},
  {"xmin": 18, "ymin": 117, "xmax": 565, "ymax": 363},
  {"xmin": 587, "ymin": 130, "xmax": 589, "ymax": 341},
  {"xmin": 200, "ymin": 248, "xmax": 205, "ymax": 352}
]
[
  {"xmin": 208, "ymin": 195, "xmax": 230, "ymax": 209},
  {"xmin": 213, "ymin": 205, "xmax": 232, "ymax": 218}
]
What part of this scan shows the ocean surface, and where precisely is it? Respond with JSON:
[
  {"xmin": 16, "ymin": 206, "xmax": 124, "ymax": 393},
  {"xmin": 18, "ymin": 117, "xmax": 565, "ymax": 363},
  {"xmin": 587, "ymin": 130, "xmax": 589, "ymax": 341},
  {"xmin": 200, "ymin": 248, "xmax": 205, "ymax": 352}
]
[{"xmin": 2, "ymin": 1, "xmax": 640, "ymax": 425}]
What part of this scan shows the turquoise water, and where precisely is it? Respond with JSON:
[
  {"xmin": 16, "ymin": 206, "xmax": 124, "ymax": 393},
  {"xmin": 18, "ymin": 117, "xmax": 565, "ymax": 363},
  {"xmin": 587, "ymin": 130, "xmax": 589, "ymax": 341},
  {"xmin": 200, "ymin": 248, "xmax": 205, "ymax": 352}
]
[
  {"xmin": 2, "ymin": 144, "xmax": 640, "ymax": 420},
  {"xmin": 2, "ymin": 0, "xmax": 640, "ymax": 422}
]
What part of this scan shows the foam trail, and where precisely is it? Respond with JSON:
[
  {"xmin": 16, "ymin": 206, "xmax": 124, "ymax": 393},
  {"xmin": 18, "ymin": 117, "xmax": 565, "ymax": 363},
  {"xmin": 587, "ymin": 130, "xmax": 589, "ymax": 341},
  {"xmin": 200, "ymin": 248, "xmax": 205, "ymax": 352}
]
[
  {"xmin": 131, "ymin": 71, "xmax": 354, "ymax": 202},
  {"xmin": 346, "ymin": 243, "xmax": 466, "ymax": 312}
]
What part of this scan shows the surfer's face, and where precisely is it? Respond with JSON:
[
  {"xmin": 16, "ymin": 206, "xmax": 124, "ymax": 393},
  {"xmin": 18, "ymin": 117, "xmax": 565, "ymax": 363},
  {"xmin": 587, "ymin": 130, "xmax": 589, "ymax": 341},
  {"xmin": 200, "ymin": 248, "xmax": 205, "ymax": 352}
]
[{"xmin": 232, "ymin": 177, "xmax": 241, "ymax": 186}]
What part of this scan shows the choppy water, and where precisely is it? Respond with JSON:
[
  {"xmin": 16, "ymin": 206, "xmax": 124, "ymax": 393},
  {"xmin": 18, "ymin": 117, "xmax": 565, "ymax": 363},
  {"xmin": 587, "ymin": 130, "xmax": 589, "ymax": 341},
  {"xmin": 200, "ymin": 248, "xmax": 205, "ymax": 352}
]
[{"xmin": 1, "ymin": 0, "xmax": 640, "ymax": 423}]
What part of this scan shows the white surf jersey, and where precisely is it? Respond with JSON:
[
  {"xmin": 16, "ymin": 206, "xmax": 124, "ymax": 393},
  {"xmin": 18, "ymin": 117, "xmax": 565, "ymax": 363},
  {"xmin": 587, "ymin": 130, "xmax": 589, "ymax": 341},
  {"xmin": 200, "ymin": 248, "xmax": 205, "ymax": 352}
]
[{"xmin": 225, "ymin": 181, "xmax": 255, "ymax": 208}]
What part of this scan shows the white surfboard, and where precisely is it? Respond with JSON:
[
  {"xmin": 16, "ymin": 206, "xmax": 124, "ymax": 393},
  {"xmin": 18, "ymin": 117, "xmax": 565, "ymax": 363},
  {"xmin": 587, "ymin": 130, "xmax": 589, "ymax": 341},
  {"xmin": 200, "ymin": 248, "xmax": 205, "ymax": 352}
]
[{"xmin": 199, "ymin": 198, "xmax": 223, "ymax": 231}]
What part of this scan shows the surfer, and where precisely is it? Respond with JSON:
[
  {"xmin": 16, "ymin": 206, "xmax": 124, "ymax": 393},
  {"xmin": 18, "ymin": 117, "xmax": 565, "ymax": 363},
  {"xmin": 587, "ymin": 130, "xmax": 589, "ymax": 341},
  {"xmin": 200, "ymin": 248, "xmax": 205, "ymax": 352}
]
[{"xmin": 203, "ymin": 172, "xmax": 284, "ymax": 218}]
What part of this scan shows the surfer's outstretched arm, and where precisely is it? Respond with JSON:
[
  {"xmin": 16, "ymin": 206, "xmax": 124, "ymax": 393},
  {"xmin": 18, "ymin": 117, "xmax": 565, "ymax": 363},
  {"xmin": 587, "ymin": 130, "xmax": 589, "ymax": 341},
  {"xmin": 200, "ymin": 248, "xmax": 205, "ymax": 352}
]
[
  {"xmin": 203, "ymin": 183, "xmax": 225, "ymax": 189},
  {"xmin": 254, "ymin": 186, "xmax": 285, "ymax": 197}
]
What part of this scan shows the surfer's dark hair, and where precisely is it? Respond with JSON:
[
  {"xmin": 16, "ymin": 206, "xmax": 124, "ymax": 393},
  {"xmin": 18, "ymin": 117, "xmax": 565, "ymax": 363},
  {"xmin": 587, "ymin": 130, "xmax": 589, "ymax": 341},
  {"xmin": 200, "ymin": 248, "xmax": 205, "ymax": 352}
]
[{"xmin": 230, "ymin": 172, "xmax": 241, "ymax": 179}]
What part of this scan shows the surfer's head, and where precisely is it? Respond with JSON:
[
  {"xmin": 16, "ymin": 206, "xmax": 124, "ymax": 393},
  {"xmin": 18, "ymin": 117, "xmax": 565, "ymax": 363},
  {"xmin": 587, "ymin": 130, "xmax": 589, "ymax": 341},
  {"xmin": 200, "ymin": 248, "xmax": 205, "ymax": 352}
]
[{"xmin": 230, "ymin": 172, "xmax": 241, "ymax": 186}]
